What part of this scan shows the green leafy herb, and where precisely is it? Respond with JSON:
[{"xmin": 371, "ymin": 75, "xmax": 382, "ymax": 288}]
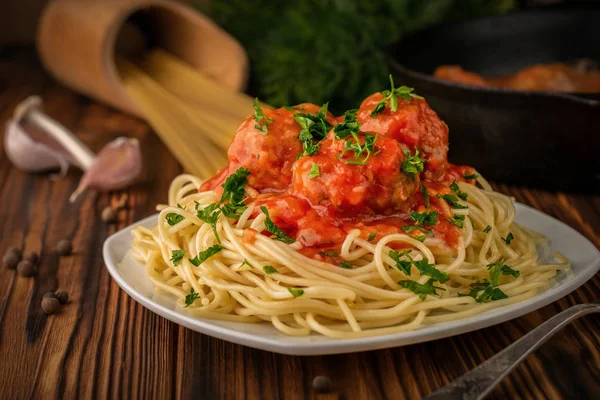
[
  {"xmin": 253, "ymin": 98, "xmax": 273, "ymax": 133},
  {"xmin": 448, "ymin": 214, "xmax": 465, "ymax": 229},
  {"xmin": 389, "ymin": 249, "xmax": 413, "ymax": 275},
  {"xmin": 184, "ymin": 288, "xmax": 200, "ymax": 307},
  {"xmin": 367, "ymin": 232, "xmax": 377, "ymax": 242},
  {"xmin": 166, "ymin": 213, "xmax": 184, "ymax": 226},
  {"xmin": 401, "ymin": 148, "xmax": 426, "ymax": 178},
  {"xmin": 197, "ymin": 203, "xmax": 222, "ymax": 244},
  {"xmin": 449, "ymin": 180, "xmax": 468, "ymax": 201},
  {"xmin": 340, "ymin": 260, "xmax": 352, "ymax": 269},
  {"xmin": 402, "ymin": 210, "xmax": 438, "ymax": 236},
  {"xmin": 287, "ymin": 287, "xmax": 304, "ymax": 297},
  {"xmin": 413, "ymin": 259, "xmax": 450, "ymax": 283},
  {"xmin": 263, "ymin": 265, "xmax": 278, "ymax": 274},
  {"xmin": 460, "ymin": 280, "xmax": 508, "ymax": 303},
  {"xmin": 318, "ymin": 251, "xmax": 338, "ymax": 257},
  {"xmin": 399, "ymin": 279, "xmax": 445, "ymax": 300},
  {"xmin": 437, "ymin": 194, "xmax": 468, "ymax": 209},
  {"xmin": 501, "ymin": 232, "xmax": 514, "ymax": 245},
  {"xmin": 464, "ymin": 172, "xmax": 479, "ymax": 180},
  {"xmin": 420, "ymin": 183, "xmax": 430, "ymax": 208},
  {"xmin": 339, "ymin": 132, "xmax": 380, "ymax": 165},
  {"xmin": 220, "ymin": 168, "xmax": 250, "ymax": 218},
  {"xmin": 260, "ymin": 206, "xmax": 296, "ymax": 243},
  {"xmin": 333, "ymin": 109, "xmax": 361, "ymax": 139},
  {"xmin": 294, "ymin": 103, "xmax": 332, "ymax": 158},
  {"xmin": 241, "ymin": 259, "xmax": 255, "ymax": 269},
  {"xmin": 416, "ymin": 235, "xmax": 427, "ymax": 242},
  {"xmin": 483, "ymin": 225, "xmax": 492, "ymax": 233},
  {"xmin": 308, "ymin": 163, "xmax": 320, "ymax": 179},
  {"xmin": 370, "ymin": 75, "xmax": 423, "ymax": 116},
  {"xmin": 189, "ymin": 245, "xmax": 223, "ymax": 266},
  {"xmin": 170, "ymin": 249, "xmax": 186, "ymax": 266},
  {"xmin": 487, "ymin": 258, "xmax": 520, "ymax": 285},
  {"xmin": 177, "ymin": 203, "xmax": 186, "ymax": 210}
]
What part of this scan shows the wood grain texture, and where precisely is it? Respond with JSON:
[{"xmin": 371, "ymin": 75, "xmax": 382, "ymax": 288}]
[{"xmin": 0, "ymin": 48, "xmax": 599, "ymax": 400}]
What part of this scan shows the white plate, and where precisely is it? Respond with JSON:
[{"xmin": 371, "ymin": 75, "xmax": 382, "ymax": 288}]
[{"xmin": 103, "ymin": 203, "xmax": 600, "ymax": 355}]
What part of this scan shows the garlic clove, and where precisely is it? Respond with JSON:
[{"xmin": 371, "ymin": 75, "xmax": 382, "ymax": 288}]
[
  {"xmin": 4, "ymin": 118, "xmax": 70, "ymax": 175},
  {"xmin": 70, "ymin": 137, "xmax": 142, "ymax": 202}
]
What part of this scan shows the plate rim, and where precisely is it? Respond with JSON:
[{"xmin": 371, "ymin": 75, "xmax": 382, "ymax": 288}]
[{"xmin": 103, "ymin": 203, "xmax": 600, "ymax": 355}]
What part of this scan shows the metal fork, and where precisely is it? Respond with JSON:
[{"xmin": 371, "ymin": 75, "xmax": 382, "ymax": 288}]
[{"xmin": 424, "ymin": 302, "xmax": 600, "ymax": 400}]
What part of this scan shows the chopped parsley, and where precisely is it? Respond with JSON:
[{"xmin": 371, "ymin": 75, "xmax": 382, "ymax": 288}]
[
  {"xmin": 437, "ymin": 194, "xmax": 468, "ymax": 209},
  {"xmin": 459, "ymin": 280, "xmax": 508, "ymax": 303},
  {"xmin": 287, "ymin": 287, "xmax": 304, "ymax": 297},
  {"xmin": 401, "ymin": 148, "xmax": 426, "ymax": 178},
  {"xmin": 487, "ymin": 258, "xmax": 520, "ymax": 285},
  {"xmin": 420, "ymin": 183, "xmax": 430, "ymax": 208},
  {"xmin": 260, "ymin": 206, "xmax": 296, "ymax": 243},
  {"xmin": 449, "ymin": 181, "xmax": 468, "ymax": 201},
  {"xmin": 367, "ymin": 232, "xmax": 377, "ymax": 242},
  {"xmin": 318, "ymin": 250, "xmax": 338, "ymax": 257},
  {"xmin": 483, "ymin": 225, "xmax": 492, "ymax": 233},
  {"xmin": 340, "ymin": 260, "xmax": 352, "ymax": 269},
  {"xmin": 197, "ymin": 203, "xmax": 222, "ymax": 244},
  {"xmin": 415, "ymin": 235, "xmax": 427, "ymax": 242},
  {"xmin": 402, "ymin": 210, "xmax": 438, "ymax": 236},
  {"xmin": 166, "ymin": 213, "xmax": 184, "ymax": 226},
  {"xmin": 464, "ymin": 172, "xmax": 479, "ymax": 180},
  {"xmin": 294, "ymin": 103, "xmax": 332, "ymax": 158},
  {"xmin": 501, "ymin": 232, "xmax": 514, "ymax": 246},
  {"xmin": 170, "ymin": 249, "xmax": 186, "ymax": 266},
  {"xmin": 189, "ymin": 245, "xmax": 222, "ymax": 266},
  {"xmin": 308, "ymin": 162, "xmax": 320, "ymax": 179},
  {"xmin": 220, "ymin": 168, "xmax": 250, "ymax": 218},
  {"xmin": 370, "ymin": 75, "xmax": 423, "ymax": 116},
  {"xmin": 339, "ymin": 132, "xmax": 380, "ymax": 165},
  {"xmin": 389, "ymin": 249, "xmax": 413, "ymax": 275},
  {"xmin": 184, "ymin": 288, "xmax": 200, "ymax": 307},
  {"xmin": 240, "ymin": 259, "xmax": 255, "ymax": 269},
  {"xmin": 333, "ymin": 109, "xmax": 361, "ymax": 139},
  {"xmin": 399, "ymin": 279, "xmax": 445, "ymax": 300},
  {"xmin": 253, "ymin": 98, "xmax": 273, "ymax": 134},
  {"xmin": 413, "ymin": 259, "xmax": 450, "ymax": 283},
  {"xmin": 263, "ymin": 265, "xmax": 278, "ymax": 274},
  {"xmin": 448, "ymin": 214, "xmax": 465, "ymax": 229}
]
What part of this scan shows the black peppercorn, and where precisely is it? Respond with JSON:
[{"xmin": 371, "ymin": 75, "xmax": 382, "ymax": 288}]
[
  {"xmin": 3, "ymin": 252, "xmax": 19, "ymax": 269},
  {"xmin": 41, "ymin": 297, "xmax": 60, "ymax": 314},
  {"xmin": 101, "ymin": 206, "xmax": 117, "ymax": 223},
  {"xmin": 56, "ymin": 291, "xmax": 69, "ymax": 304},
  {"xmin": 43, "ymin": 292, "xmax": 58, "ymax": 300},
  {"xmin": 25, "ymin": 251, "xmax": 39, "ymax": 264},
  {"xmin": 17, "ymin": 260, "xmax": 36, "ymax": 277},
  {"xmin": 56, "ymin": 239, "xmax": 73, "ymax": 256},
  {"xmin": 312, "ymin": 376, "xmax": 333, "ymax": 394}
]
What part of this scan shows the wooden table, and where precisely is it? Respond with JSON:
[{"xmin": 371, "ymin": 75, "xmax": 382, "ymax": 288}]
[{"xmin": 1, "ymin": 49, "xmax": 599, "ymax": 400}]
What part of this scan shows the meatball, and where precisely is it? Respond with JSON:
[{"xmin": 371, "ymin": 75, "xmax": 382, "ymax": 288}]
[
  {"xmin": 290, "ymin": 132, "xmax": 419, "ymax": 216},
  {"xmin": 357, "ymin": 93, "xmax": 449, "ymax": 178},
  {"xmin": 201, "ymin": 103, "xmax": 336, "ymax": 192}
]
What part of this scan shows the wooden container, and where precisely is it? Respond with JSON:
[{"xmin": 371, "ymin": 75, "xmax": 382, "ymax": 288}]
[{"xmin": 37, "ymin": 0, "xmax": 248, "ymax": 117}]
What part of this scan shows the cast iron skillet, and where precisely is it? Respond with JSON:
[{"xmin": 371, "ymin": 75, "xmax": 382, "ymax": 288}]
[{"xmin": 389, "ymin": 5, "xmax": 600, "ymax": 191}]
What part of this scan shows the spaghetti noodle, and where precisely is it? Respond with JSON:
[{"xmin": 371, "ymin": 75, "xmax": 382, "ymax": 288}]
[{"xmin": 130, "ymin": 80, "xmax": 570, "ymax": 339}]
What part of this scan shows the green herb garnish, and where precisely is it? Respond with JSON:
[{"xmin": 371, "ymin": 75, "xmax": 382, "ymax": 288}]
[
  {"xmin": 340, "ymin": 261, "xmax": 352, "ymax": 269},
  {"xmin": 449, "ymin": 180, "xmax": 468, "ymax": 201},
  {"xmin": 413, "ymin": 259, "xmax": 450, "ymax": 283},
  {"xmin": 166, "ymin": 213, "xmax": 184, "ymax": 226},
  {"xmin": 483, "ymin": 225, "xmax": 492, "ymax": 233},
  {"xmin": 170, "ymin": 249, "xmax": 186, "ymax": 266},
  {"xmin": 308, "ymin": 162, "xmax": 320, "ymax": 179},
  {"xmin": 420, "ymin": 182, "xmax": 430, "ymax": 208},
  {"xmin": 437, "ymin": 194, "xmax": 468, "ymax": 209},
  {"xmin": 371, "ymin": 75, "xmax": 423, "ymax": 116},
  {"xmin": 501, "ymin": 232, "xmax": 514, "ymax": 246},
  {"xmin": 459, "ymin": 280, "xmax": 508, "ymax": 303},
  {"xmin": 448, "ymin": 214, "xmax": 465, "ymax": 229},
  {"xmin": 263, "ymin": 265, "xmax": 278, "ymax": 274},
  {"xmin": 197, "ymin": 203, "xmax": 222, "ymax": 244},
  {"xmin": 288, "ymin": 287, "xmax": 304, "ymax": 297},
  {"xmin": 294, "ymin": 103, "xmax": 332, "ymax": 158},
  {"xmin": 339, "ymin": 132, "xmax": 380, "ymax": 165},
  {"xmin": 184, "ymin": 288, "xmax": 200, "ymax": 307},
  {"xmin": 399, "ymin": 279, "xmax": 445, "ymax": 300},
  {"xmin": 401, "ymin": 148, "xmax": 426, "ymax": 178},
  {"xmin": 389, "ymin": 249, "xmax": 413, "ymax": 275},
  {"xmin": 260, "ymin": 206, "xmax": 296, "ymax": 243},
  {"xmin": 253, "ymin": 98, "xmax": 273, "ymax": 133},
  {"xmin": 367, "ymin": 232, "xmax": 377, "ymax": 242},
  {"xmin": 464, "ymin": 173, "xmax": 479, "ymax": 180},
  {"xmin": 240, "ymin": 259, "xmax": 255, "ymax": 269},
  {"xmin": 189, "ymin": 245, "xmax": 222, "ymax": 266},
  {"xmin": 333, "ymin": 109, "xmax": 361, "ymax": 139}
]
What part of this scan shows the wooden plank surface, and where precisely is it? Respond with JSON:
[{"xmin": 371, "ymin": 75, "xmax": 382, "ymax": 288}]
[{"xmin": 0, "ymin": 48, "xmax": 599, "ymax": 400}]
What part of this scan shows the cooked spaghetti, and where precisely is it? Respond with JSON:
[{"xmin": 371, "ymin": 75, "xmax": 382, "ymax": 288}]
[{"xmin": 131, "ymin": 77, "xmax": 570, "ymax": 338}]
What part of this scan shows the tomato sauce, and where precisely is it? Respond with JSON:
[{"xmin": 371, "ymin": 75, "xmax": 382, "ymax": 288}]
[{"xmin": 202, "ymin": 91, "xmax": 475, "ymax": 260}]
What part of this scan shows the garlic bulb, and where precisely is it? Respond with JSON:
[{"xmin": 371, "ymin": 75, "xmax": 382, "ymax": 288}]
[{"xmin": 4, "ymin": 96, "xmax": 142, "ymax": 201}]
